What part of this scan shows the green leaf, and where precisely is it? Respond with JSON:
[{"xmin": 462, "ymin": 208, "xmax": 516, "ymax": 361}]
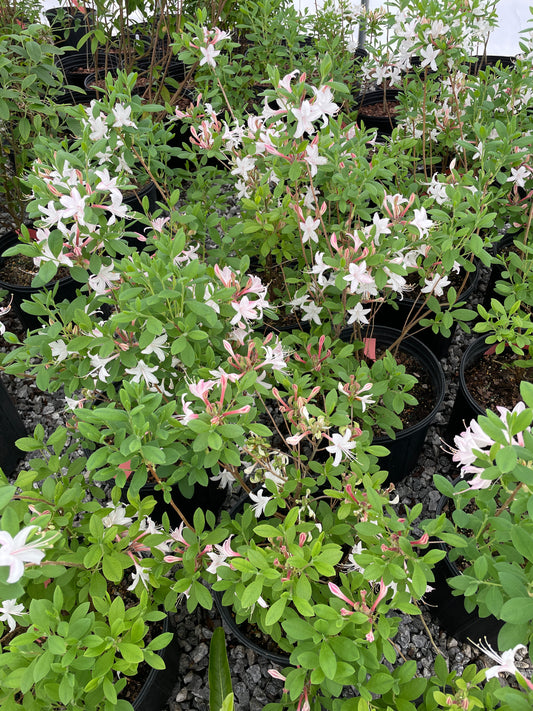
[
  {"xmin": 500, "ymin": 598, "xmax": 533, "ymax": 624},
  {"xmin": 265, "ymin": 596, "xmax": 287, "ymax": 626},
  {"xmin": 209, "ymin": 627, "xmax": 233, "ymax": 711},
  {"xmin": 119, "ymin": 642, "xmax": 144, "ymax": 664},
  {"xmin": 319, "ymin": 641, "xmax": 337, "ymax": 679},
  {"xmin": 0, "ymin": 485, "xmax": 15, "ymax": 511},
  {"xmin": 510, "ymin": 527, "xmax": 533, "ymax": 561},
  {"xmin": 281, "ymin": 616, "xmax": 314, "ymax": 641},
  {"xmin": 241, "ymin": 578, "xmax": 263, "ymax": 608},
  {"xmin": 26, "ymin": 40, "xmax": 42, "ymax": 63}
]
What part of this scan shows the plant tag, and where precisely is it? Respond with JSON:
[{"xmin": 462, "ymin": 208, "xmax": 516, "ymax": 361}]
[
  {"xmin": 484, "ymin": 344, "xmax": 497, "ymax": 355},
  {"xmin": 363, "ymin": 337, "xmax": 376, "ymax": 361}
]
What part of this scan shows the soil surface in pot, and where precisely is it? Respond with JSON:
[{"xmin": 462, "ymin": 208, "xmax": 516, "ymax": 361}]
[
  {"xmin": 0, "ymin": 254, "xmax": 70, "ymax": 286},
  {"xmin": 463, "ymin": 347, "xmax": 532, "ymax": 410},
  {"xmin": 358, "ymin": 100, "xmax": 400, "ymax": 118},
  {"xmin": 371, "ymin": 345, "xmax": 435, "ymax": 435}
]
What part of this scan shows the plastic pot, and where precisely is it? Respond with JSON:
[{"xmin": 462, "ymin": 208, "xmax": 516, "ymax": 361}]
[
  {"xmin": 341, "ymin": 326, "xmax": 446, "ymax": 483},
  {"xmin": 213, "ymin": 589, "xmax": 290, "ymax": 666},
  {"xmin": 445, "ymin": 335, "xmax": 489, "ymax": 444},
  {"xmin": 131, "ymin": 613, "xmax": 181, "ymax": 711},
  {"xmin": 353, "ymin": 89, "xmax": 401, "ymax": 135},
  {"xmin": 376, "ymin": 264, "xmax": 480, "ymax": 359},
  {"xmin": 45, "ymin": 8, "xmax": 95, "ymax": 54},
  {"xmin": 121, "ymin": 476, "xmax": 227, "ymax": 529},
  {"xmin": 211, "ymin": 491, "xmax": 291, "ymax": 665},
  {"xmin": 424, "ymin": 492, "xmax": 503, "ymax": 646},
  {"xmin": 56, "ymin": 51, "xmax": 120, "ymax": 90},
  {"xmin": 0, "ymin": 377, "xmax": 26, "ymax": 476},
  {"xmin": 0, "ymin": 230, "xmax": 78, "ymax": 331},
  {"xmin": 470, "ymin": 54, "xmax": 516, "ymax": 75},
  {"xmin": 482, "ymin": 232, "xmax": 515, "ymax": 310}
]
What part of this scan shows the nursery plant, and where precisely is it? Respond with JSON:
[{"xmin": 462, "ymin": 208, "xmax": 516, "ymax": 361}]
[
  {"xmin": 0, "ymin": 426, "xmax": 176, "ymax": 711},
  {"xmin": 0, "ymin": 21, "xmax": 65, "ymax": 229},
  {"xmin": 436, "ymin": 380, "xmax": 533, "ymax": 653},
  {"xmin": 2, "ymin": 1, "xmax": 533, "ymax": 709}
]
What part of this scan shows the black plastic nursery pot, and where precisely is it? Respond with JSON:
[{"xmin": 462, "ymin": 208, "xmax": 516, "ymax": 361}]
[
  {"xmin": 0, "ymin": 230, "xmax": 78, "ymax": 332},
  {"xmin": 0, "ymin": 377, "xmax": 27, "ymax": 476},
  {"xmin": 121, "ymin": 476, "xmax": 227, "ymax": 530},
  {"xmin": 56, "ymin": 50, "xmax": 120, "ymax": 90},
  {"xmin": 425, "ymin": 493, "xmax": 503, "ymax": 647},
  {"xmin": 470, "ymin": 54, "xmax": 516, "ymax": 75},
  {"xmin": 353, "ymin": 89, "xmax": 402, "ymax": 136},
  {"xmin": 45, "ymin": 7, "xmax": 95, "ymax": 55},
  {"xmin": 376, "ymin": 265, "xmax": 480, "ymax": 359},
  {"xmin": 126, "ymin": 613, "xmax": 181, "ymax": 711},
  {"xmin": 213, "ymin": 589, "xmax": 291, "ymax": 667},
  {"xmin": 342, "ymin": 326, "xmax": 446, "ymax": 483},
  {"xmin": 445, "ymin": 335, "xmax": 490, "ymax": 445},
  {"xmin": 211, "ymin": 492, "xmax": 291, "ymax": 666},
  {"xmin": 482, "ymin": 231, "xmax": 515, "ymax": 310}
]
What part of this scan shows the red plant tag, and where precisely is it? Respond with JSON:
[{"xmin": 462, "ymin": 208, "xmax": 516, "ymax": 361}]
[
  {"xmin": 484, "ymin": 343, "xmax": 497, "ymax": 355},
  {"xmin": 117, "ymin": 460, "xmax": 133, "ymax": 480},
  {"xmin": 363, "ymin": 337, "xmax": 376, "ymax": 361}
]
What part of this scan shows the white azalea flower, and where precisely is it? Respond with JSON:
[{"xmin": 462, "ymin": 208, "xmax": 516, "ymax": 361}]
[
  {"xmin": 326, "ymin": 429, "xmax": 357, "ymax": 467},
  {"xmin": 112, "ymin": 103, "xmax": 136, "ymax": 128},
  {"xmin": 475, "ymin": 641, "xmax": 527, "ymax": 681},
  {"xmin": 125, "ymin": 359, "xmax": 159, "ymax": 387},
  {"xmin": 141, "ymin": 333, "xmax": 168, "ymax": 362},
  {"xmin": 102, "ymin": 505, "xmax": 133, "ymax": 528},
  {"xmin": 249, "ymin": 489, "xmax": 271, "ymax": 518},
  {"xmin": 0, "ymin": 599, "xmax": 25, "ymax": 631}
]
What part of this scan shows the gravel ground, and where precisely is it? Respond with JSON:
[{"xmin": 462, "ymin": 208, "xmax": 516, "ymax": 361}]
[{"xmin": 1, "ymin": 259, "xmax": 532, "ymax": 710}]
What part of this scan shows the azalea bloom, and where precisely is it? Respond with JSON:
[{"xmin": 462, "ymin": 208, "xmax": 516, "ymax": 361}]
[
  {"xmin": 88, "ymin": 263, "xmax": 121, "ymax": 295},
  {"xmin": 49, "ymin": 339, "xmax": 69, "ymax": 362},
  {"xmin": 419, "ymin": 44, "xmax": 440, "ymax": 71},
  {"xmin": 344, "ymin": 261, "xmax": 378, "ymax": 298},
  {"xmin": 300, "ymin": 300, "xmax": 323, "ymax": 325},
  {"xmin": 249, "ymin": 489, "xmax": 271, "ymax": 518},
  {"xmin": 125, "ymin": 359, "xmax": 159, "ymax": 387},
  {"xmin": 300, "ymin": 216, "xmax": 320, "ymax": 244},
  {"xmin": 0, "ymin": 599, "xmax": 25, "ymax": 631},
  {"xmin": 102, "ymin": 505, "xmax": 133, "ymax": 528},
  {"xmin": 231, "ymin": 295, "xmax": 259, "ymax": 325},
  {"xmin": 292, "ymin": 100, "xmax": 321, "ymax": 139},
  {"xmin": 141, "ymin": 333, "xmax": 168, "ymax": 362},
  {"xmin": 199, "ymin": 44, "xmax": 220, "ymax": 68},
  {"xmin": 475, "ymin": 641, "xmax": 527, "ymax": 681},
  {"xmin": 346, "ymin": 303, "xmax": 371, "ymax": 325},
  {"xmin": 309, "ymin": 252, "xmax": 334, "ymax": 287},
  {"xmin": 410, "ymin": 207, "xmax": 433, "ymax": 237},
  {"xmin": 0, "ymin": 526, "xmax": 47, "ymax": 583},
  {"xmin": 326, "ymin": 429, "xmax": 357, "ymax": 467},
  {"xmin": 210, "ymin": 468, "xmax": 236, "ymax": 490},
  {"xmin": 420, "ymin": 273, "xmax": 450, "ymax": 298},
  {"xmin": 127, "ymin": 560, "xmax": 150, "ymax": 591},
  {"xmin": 112, "ymin": 102, "xmax": 136, "ymax": 128},
  {"xmin": 304, "ymin": 140, "xmax": 327, "ymax": 177},
  {"xmin": 311, "ymin": 84, "xmax": 339, "ymax": 122}
]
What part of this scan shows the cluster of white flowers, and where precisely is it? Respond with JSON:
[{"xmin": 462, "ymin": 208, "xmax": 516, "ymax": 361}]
[{"xmin": 451, "ymin": 401, "xmax": 529, "ymax": 489}]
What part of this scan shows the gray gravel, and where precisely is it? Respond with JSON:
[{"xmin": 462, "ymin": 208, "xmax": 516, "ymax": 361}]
[{"xmin": 2, "ymin": 259, "xmax": 532, "ymax": 710}]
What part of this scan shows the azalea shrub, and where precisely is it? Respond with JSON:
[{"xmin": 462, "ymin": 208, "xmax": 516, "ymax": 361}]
[
  {"xmin": 436, "ymin": 380, "xmax": 533, "ymax": 652},
  {"xmin": 0, "ymin": 426, "xmax": 175, "ymax": 711},
  {"xmin": 2, "ymin": 1, "xmax": 533, "ymax": 710}
]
